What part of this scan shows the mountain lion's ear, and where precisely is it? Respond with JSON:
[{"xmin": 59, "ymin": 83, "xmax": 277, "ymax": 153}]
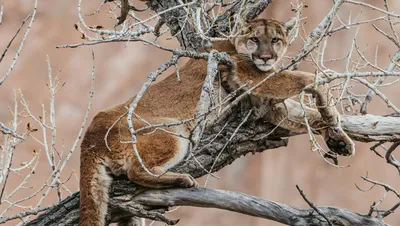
[
  {"xmin": 282, "ymin": 17, "xmax": 297, "ymax": 36},
  {"xmin": 237, "ymin": 25, "xmax": 252, "ymax": 38}
]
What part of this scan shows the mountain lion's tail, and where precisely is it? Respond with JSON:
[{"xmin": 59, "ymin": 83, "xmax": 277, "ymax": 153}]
[{"xmin": 79, "ymin": 151, "xmax": 111, "ymax": 226}]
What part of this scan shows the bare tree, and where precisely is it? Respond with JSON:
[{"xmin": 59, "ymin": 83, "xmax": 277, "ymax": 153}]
[{"xmin": 1, "ymin": 0, "xmax": 400, "ymax": 225}]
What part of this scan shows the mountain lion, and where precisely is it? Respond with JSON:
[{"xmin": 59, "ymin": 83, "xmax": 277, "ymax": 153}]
[{"xmin": 79, "ymin": 18, "xmax": 355, "ymax": 226}]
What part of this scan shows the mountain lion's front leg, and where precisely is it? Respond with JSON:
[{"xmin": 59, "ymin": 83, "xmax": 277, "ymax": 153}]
[
  {"xmin": 220, "ymin": 67, "xmax": 355, "ymax": 156},
  {"xmin": 257, "ymin": 71, "xmax": 355, "ymax": 156},
  {"xmin": 265, "ymin": 98, "xmax": 355, "ymax": 156}
]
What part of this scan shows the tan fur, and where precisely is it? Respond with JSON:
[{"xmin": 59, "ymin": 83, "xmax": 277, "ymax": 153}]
[
  {"xmin": 79, "ymin": 18, "xmax": 355, "ymax": 226},
  {"xmin": 80, "ymin": 50, "xmax": 208, "ymax": 226}
]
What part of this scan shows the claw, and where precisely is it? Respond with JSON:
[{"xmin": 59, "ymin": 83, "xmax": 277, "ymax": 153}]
[{"xmin": 325, "ymin": 127, "xmax": 355, "ymax": 156}]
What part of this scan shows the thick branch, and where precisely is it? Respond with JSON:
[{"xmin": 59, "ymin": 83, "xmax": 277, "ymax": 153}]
[
  {"xmin": 212, "ymin": 0, "xmax": 273, "ymax": 35},
  {"xmin": 341, "ymin": 115, "xmax": 400, "ymax": 142},
  {"xmin": 145, "ymin": 0, "xmax": 273, "ymax": 50},
  {"xmin": 133, "ymin": 188, "xmax": 386, "ymax": 226},
  {"xmin": 26, "ymin": 186, "xmax": 388, "ymax": 226}
]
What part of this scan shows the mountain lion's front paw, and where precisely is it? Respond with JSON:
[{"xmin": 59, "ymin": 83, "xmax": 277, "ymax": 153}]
[
  {"xmin": 325, "ymin": 126, "xmax": 355, "ymax": 156},
  {"xmin": 177, "ymin": 174, "xmax": 198, "ymax": 188}
]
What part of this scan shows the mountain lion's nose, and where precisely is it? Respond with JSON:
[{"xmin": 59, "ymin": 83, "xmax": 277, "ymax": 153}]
[{"xmin": 260, "ymin": 55, "xmax": 272, "ymax": 62}]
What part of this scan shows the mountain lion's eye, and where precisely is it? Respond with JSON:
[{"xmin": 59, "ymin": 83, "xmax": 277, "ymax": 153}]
[
  {"xmin": 250, "ymin": 37, "xmax": 259, "ymax": 42},
  {"xmin": 271, "ymin": 38, "xmax": 280, "ymax": 43}
]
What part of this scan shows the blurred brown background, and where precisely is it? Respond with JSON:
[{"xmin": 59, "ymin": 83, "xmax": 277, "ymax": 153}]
[{"xmin": 0, "ymin": 0, "xmax": 400, "ymax": 225}]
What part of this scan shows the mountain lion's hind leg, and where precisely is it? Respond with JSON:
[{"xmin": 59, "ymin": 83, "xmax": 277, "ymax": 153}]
[
  {"xmin": 110, "ymin": 119, "xmax": 199, "ymax": 189},
  {"xmin": 127, "ymin": 166, "xmax": 198, "ymax": 188}
]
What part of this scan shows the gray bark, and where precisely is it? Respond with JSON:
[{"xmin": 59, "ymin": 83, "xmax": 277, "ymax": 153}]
[
  {"xmin": 144, "ymin": 0, "xmax": 273, "ymax": 50},
  {"xmin": 342, "ymin": 115, "xmax": 400, "ymax": 142},
  {"xmin": 26, "ymin": 187, "xmax": 388, "ymax": 226}
]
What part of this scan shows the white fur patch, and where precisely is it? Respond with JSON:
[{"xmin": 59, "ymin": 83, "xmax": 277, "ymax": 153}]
[
  {"xmin": 255, "ymin": 64, "xmax": 274, "ymax": 72},
  {"xmin": 161, "ymin": 124, "xmax": 190, "ymax": 171},
  {"xmin": 253, "ymin": 58, "xmax": 276, "ymax": 72},
  {"xmin": 90, "ymin": 164, "xmax": 112, "ymax": 226}
]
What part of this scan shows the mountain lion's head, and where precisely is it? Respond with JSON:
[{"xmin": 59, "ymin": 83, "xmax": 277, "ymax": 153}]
[{"xmin": 233, "ymin": 18, "xmax": 297, "ymax": 72}]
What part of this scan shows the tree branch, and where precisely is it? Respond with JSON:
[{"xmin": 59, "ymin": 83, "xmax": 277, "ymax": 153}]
[
  {"xmin": 26, "ymin": 186, "xmax": 389, "ymax": 226},
  {"xmin": 341, "ymin": 115, "xmax": 400, "ymax": 142},
  {"xmin": 144, "ymin": 0, "xmax": 273, "ymax": 50},
  {"xmin": 132, "ymin": 188, "xmax": 387, "ymax": 226}
]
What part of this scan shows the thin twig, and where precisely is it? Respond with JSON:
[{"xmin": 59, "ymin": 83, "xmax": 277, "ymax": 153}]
[
  {"xmin": 0, "ymin": 0, "xmax": 38, "ymax": 85},
  {"xmin": 0, "ymin": 0, "xmax": 4, "ymax": 25},
  {"xmin": 296, "ymin": 185, "xmax": 333, "ymax": 226},
  {"xmin": 385, "ymin": 142, "xmax": 400, "ymax": 174},
  {"xmin": 360, "ymin": 51, "xmax": 400, "ymax": 114},
  {"xmin": 0, "ymin": 13, "xmax": 32, "ymax": 63}
]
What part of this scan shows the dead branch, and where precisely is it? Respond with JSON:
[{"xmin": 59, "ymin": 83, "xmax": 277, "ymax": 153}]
[
  {"xmin": 25, "ymin": 186, "xmax": 388, "ymax": 226},
  {"xmin": 0, "ymin": 0, "xmax": 37, "ymax": 85},
  {"xmin": 144, "ymin": 0, "xmax": 273, "ymax": 50},
  {"xmin": 357, "ymin": 174, "xmax": 400, "ymax": 218},
  {"xmin": 385, "ymin": 142, "xmax": 400, "ymax": 174},
  {"xmin": 296, "ymin": 185, "xmax": 333, "ymax": 226},
  {"xmin": 130, "ymin": 188, "xmax": 386, "ymax": 226},
  {"xmin": 341, "ymin": 115, "xmax": 400, "ymax": 142},
  {"xmin": 360, "ymin": 52, "xmax": 400, "ymax": 114}
]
